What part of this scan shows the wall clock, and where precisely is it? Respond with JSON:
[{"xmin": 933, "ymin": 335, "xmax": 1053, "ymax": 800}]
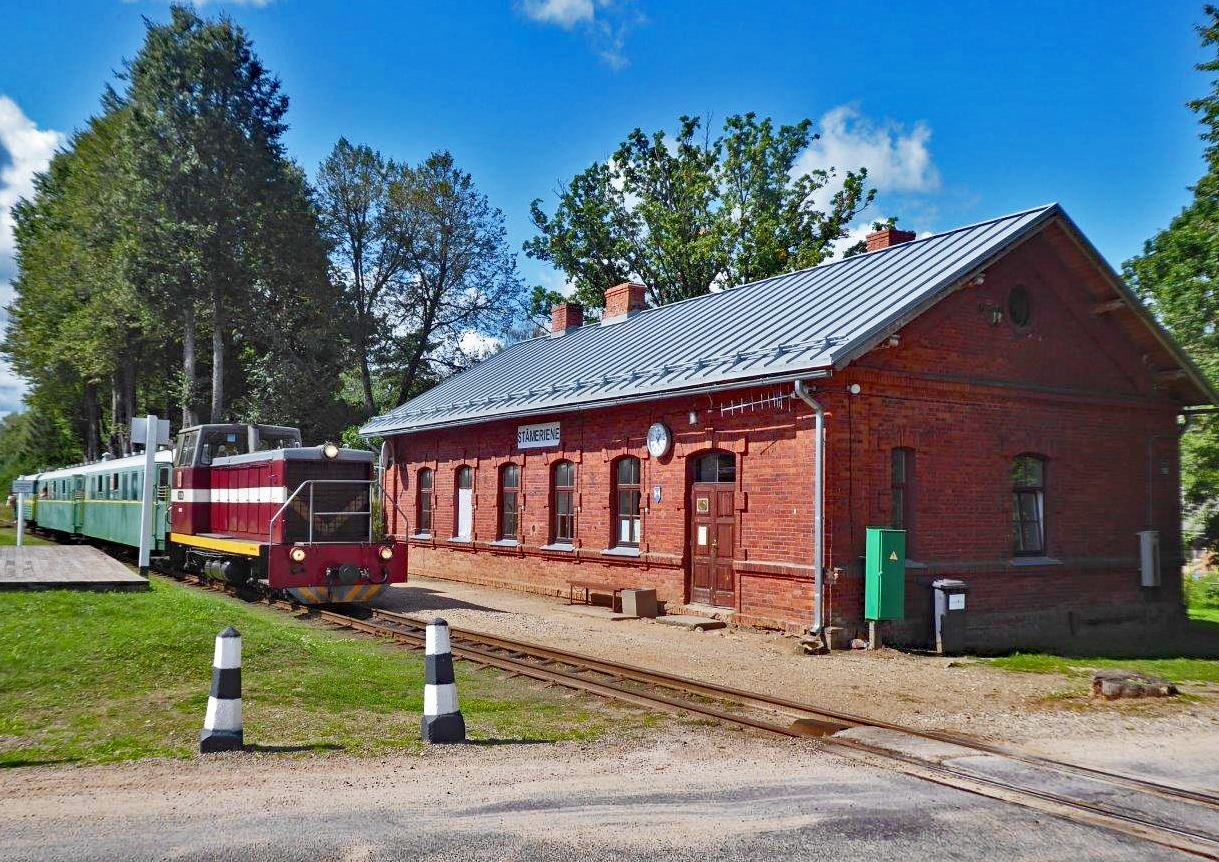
[{"xmin": 646, "ymin": 422, "xmax": 672, "ymax": 458}]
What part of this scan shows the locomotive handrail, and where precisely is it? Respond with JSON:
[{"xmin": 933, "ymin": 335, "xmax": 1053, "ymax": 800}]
[{"xmin": 268, "ymin": 480, "xmax": 375, "ymax": 546}]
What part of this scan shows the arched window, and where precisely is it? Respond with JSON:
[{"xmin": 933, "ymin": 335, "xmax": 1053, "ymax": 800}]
[
  {"xmin": 499, "ymin": 463, "xmax": 520, "ymax": 540},
  {"xmin": 454, "ymin": 466, "xmax": 474, "ymax": 539},
  {"xmin": 551, "ymin": 460, "xmax": 576, "ymax": 543},
  {"xmin": 613, "ymin": 456, "xmax": 642, "ymax": 547},
  {"xmin": 693, "ymin": 451, "xmax": 735, "ymax": 483},
  {"xmin": 1012, "ymin": 454, "xmax": 1046, "ymax": 555},
  {"xmin": 416, "ymin": 468, "xmax": 433, "ymax": 535}
]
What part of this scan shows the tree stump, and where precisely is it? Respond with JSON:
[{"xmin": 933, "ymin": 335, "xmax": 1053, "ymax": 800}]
[{"xmin": 1091, "ymin": 669, "xmax": 1178, "ymax": 700}]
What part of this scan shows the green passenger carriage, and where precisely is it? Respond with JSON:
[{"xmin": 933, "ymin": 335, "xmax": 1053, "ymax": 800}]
[{"xmin": 20, "ymin": 452, "xmax": 173, "ymax": 549}]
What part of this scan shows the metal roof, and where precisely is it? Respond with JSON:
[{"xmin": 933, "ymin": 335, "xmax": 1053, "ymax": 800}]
[
  {"xmin": 29, "ymin": 450, "xmax": 174, "ymax": 483},
  {"xmin": 360, "ymin": 203, "xmax": 1213, "ymax": 437}
]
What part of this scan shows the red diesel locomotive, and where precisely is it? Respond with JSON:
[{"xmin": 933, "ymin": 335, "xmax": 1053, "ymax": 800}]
[{"xmin": 168, "ymin": 422, "xmax": 406, "ymax": 603}]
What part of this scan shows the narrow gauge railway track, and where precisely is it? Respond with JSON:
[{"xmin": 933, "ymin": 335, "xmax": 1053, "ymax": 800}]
[{"xmin": 160, "ymin": 568, "xmax": 1219, "ymax": 860}]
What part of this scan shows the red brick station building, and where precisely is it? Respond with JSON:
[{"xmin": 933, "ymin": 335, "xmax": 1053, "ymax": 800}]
[{"xmin": 362, "ymin": 204, "xmax": 1217, "ymax": 652}]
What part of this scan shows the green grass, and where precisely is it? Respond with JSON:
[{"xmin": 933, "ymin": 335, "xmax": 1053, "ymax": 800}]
[
  {"xmin": 985, "ymin": 569, "xmax": 1219, "ymax": 685},
  {"xmin": 988, "ymin": 651, "xmax": 1219, "ymax": 683},
  {"xmin": 0, "ymin": 521, "xmax": 52, "ymax": 546},
  {"xmin": 1185, "ymin": 569, "xmax": 1219, "ymax": 625},
  {"xmin": 1190, "ymin": 605, "xmax": 1219, "ymax": 625},
  {"xmin": 0, "ymin": 576, "xmax": 626, "ymax": 767}
]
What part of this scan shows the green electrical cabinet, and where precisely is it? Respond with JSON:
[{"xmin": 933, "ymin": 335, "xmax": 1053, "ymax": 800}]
[{"xmin": 865, "ymin": 527, "xmax": 907, "ymax": 621}]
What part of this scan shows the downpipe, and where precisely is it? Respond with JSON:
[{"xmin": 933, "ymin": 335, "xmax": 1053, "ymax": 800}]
[{"xmin": 793, "ymin": 380, "xmax": 826, "ymax": 638}]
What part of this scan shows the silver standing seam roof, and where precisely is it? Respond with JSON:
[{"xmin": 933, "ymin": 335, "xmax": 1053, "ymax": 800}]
[{"xmin": 360, "ymin": 203, "xmax": 1217, "ymax": 437}]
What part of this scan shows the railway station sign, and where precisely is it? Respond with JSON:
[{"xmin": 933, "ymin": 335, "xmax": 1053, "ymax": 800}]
[
  {"xmin": 516, "ymin": 421, "xmax": 560, "ymax": 450},
  {"xmin": 10, "ymin": 479, "xmax": 35, "ymax": 495},
  {"xmin": 132, "ymin": 417, "xmax": 171, "ymax": 446}
]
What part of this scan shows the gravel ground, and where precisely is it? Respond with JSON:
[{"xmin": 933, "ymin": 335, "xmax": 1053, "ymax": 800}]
[
  {"xmin": 374, "ymin": 577, "xmax": 1219, "ymax": 750},
  {"xmin": 0, "ymin": 726, "xmax": 1204, "ymax": 862}
]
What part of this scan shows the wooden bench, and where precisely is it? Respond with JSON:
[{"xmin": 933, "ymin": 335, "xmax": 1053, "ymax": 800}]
[{"xmin": 567, "ymin": 579, "xmax": 628, "ymax": 612}]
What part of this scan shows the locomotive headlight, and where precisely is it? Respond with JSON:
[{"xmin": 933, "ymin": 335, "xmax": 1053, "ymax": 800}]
[
  {"xmin": 322, "ymin": 443, "xmax": 340, "ymax": 459},
  {"xmin": 289, "ymin": 547, "xmax": 307, "ymax": 562},
  {"xmin": 378, "ymin": 545, "xmax": 394, "ymax": 561}
]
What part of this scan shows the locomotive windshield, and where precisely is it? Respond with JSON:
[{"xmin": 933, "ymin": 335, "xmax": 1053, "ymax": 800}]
[
  {"xmin": 255, "ymin": 427, "xmax": 302, "ymax": 451},
  {"xmin": 175, "ymin": 423, "xmax": 303, "ymax": 466},
  {"xmin": 198, "ymin": 429, "xmax": 250, "ymax": 465}
]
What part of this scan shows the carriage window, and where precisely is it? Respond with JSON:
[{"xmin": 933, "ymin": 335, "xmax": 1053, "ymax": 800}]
[
  {"xmin": 552, "ymin": 460, "xmax": 576, "ymax": 543},
  {"xmin": 613, "ymin": 457, "xmax": 641, "ymax": 547},
  {"xmin": 499, "ymin": 463, "xmax": 520, "ymax": 540},
  {"xmin": 416, "ymin": 469, "xmax": 433, "ymax": 534},
  {"xmin": 1012, "ymin": 455, "xmax": 1046, "ymax": 556}
]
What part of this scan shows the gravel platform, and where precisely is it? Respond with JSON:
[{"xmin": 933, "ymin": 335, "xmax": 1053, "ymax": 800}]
[{"xmin": 373, "ymin": 577, "xmax": 1219, "ymax": 752}]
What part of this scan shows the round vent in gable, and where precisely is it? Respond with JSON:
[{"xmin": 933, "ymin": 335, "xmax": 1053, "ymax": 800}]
[{"xmin": 1008, "ymin": 285, "xmax": 1032, "ymax": 328}]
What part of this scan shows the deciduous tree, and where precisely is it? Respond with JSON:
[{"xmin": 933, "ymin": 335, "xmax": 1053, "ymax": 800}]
[
  {"xmin": 386, "ymin": 151, "xmax": 527, "ymax": 407},
  {"xmin": 1125, "ymin": 5, "xmax": 1219, "ymax": 547},
  {"xmin": 316, "ymin": 138, "xmax": 405, "ymax": 415},
  {"xmin": 526, "ymin": 113, "xmax": 875, "ymax": 311}
]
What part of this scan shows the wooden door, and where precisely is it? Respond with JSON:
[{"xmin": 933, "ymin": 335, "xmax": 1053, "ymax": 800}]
[{"xmin": 689, "ymin": 482, "xmax": 735, "ymax": 607}]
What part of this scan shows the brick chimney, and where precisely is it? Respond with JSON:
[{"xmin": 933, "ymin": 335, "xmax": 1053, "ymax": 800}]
[
  {"xmin": 866, "ymin": 226, "xmax": 917, "ymax": 252},
  {"xmin": 602, "ymin": 282, "xmax": 647, "ymax": 325},
  {"xmin": 550, "ymin": 301, "xmax": 584, "ymax": 336}
]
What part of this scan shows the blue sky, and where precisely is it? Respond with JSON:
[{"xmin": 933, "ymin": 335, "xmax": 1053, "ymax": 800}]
[{"xmin": 0, "ymin": 0, "xmax": 1214, "ymax": 414}]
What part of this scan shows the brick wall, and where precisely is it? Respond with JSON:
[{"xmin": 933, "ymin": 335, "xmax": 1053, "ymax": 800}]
[
  {"xmin": 384, "ymin": 224, "xmax": 1191, "ymax": 651},
  {"xmin": 388, "ymin": 384, "xmax": 820, "ymax": 626}
]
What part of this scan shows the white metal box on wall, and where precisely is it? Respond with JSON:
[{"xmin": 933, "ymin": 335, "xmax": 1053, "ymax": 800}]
[{"xmin": 1139, "ymin": 530, "xmax": 1161, "ymax": 588}]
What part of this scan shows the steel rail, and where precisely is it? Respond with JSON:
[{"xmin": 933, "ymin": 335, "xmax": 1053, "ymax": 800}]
[
  {"xmin": 368, "ymin": 607, "xmax": 1219, "ymax": 811},
  {"xmin": 322, "ymin": 608, "xmax": 1219, "ymax": 860},
  {"xmin": 150, "ymin": 569, "xmax": 1219, "ymax": 860}
]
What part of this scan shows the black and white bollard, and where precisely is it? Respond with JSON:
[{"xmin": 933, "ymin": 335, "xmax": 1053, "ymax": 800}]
[
  {"xmin": 201, "ymin": 627, "xmax": 243, "ymax": 753},
  {"xmin": 422, "ymin": 618, "xmax": 466, "ymax": 743}
]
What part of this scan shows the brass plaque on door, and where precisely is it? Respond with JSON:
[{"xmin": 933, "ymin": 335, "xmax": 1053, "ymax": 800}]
[{"xmin": 696, "ymin": 497, "xmax": 710, "ymax": 513}]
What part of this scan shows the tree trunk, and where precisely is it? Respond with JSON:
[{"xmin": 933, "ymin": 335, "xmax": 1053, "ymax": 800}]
[
  {"xmin": 358, "ymin": 326, "xmax": 376, "ymax": 414},
  {"xmin": 111, "ymin": 350, "xmax": 136, "ymax": 455},
  {"xmin": 210, "ymin": 283, "xmax": 224, "ymax": 423},
  {"xmin": 395, "ymin": 290, "xmax": 439, "ymax": 406},
  {"xmin": 83, "ymin": 382, "xmax": 102, "ymax": 462},
  {"xmin": 182, "ymin": 304, "xmax": 198, "ymax": 427}
]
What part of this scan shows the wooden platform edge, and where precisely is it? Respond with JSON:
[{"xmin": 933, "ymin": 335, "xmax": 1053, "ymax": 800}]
[{"xmin": 0, "ymin": 580, "xmax": 149, "ymax": 592}]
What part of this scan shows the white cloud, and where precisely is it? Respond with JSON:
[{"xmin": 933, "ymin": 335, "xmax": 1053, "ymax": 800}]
[
  {"xmin": 795, "ymin": 104, "xmax": 940, "ymax": 197},
  {"xmin": 519, "ymin": 0, "xmax": 595, "ymax": 28},
  {"xmin": 791, "ymin": 105, "xmax": 942, "ymax": 261},
  {"xmin": 459, "ymin": 329, "xmax": 504, "ymax": 361},
  {"xmin": 0, "ymin": 96, "xmax": 63, "ymax": 283},
  {"xmin": 536, "ymin": 266, "xmax": 578, "ymax": 299},
  {"xmin": 516, "ymin": 0, "xmax": 643, "ymax": 69},
  {"xmin": 0, "ymin": 95, "xmax": 64, "ymax": 417}
]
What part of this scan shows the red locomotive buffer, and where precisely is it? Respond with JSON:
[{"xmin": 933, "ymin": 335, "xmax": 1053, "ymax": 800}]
[{"xmin": 168, "ymin": 423, "xmax": 406, "ymax": 603}]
